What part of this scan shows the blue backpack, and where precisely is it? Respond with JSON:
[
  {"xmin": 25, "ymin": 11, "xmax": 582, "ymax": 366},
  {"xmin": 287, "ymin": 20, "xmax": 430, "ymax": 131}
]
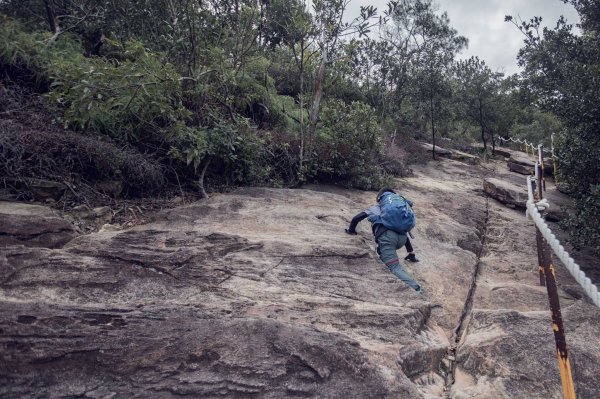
[{"xmin": 378, "ymin": 192, "xmax": 415, "ymax": 234}]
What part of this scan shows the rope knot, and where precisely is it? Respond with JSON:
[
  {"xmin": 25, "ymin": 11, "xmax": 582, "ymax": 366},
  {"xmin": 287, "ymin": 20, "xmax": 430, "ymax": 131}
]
[{"xmin": 535, "ymin": 198, "xmax": 550, "ymax": 211}]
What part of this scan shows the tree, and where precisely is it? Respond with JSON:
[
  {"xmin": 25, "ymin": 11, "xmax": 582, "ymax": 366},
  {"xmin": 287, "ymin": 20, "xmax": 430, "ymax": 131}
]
[
  {"xmin": 406, "ymin": 3, "xmax": 466, "ymax": 158},
  {"xmin": 507, "ymin": 1, "xmax": 600, "ymax": 249},
  {"xmin": 454, "ymin": 56, "xmax": 504, "ymax": 154},
  {"xmin": 303, "ymin": 0, "xmax": 383, "ymax": 180},
  {"xmin": 261, "ymin": 0, "xmax": 315, "ymax": 179},
  {"xmin": 344, "ymin": 1, "xmax": 470, "ymax": 153}
]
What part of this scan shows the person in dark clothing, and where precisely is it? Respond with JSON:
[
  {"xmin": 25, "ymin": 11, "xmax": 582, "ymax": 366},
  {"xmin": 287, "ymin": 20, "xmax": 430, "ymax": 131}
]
[{"xmin": 345, "ymin": 188, "xmax": 422, "ymax": 292}]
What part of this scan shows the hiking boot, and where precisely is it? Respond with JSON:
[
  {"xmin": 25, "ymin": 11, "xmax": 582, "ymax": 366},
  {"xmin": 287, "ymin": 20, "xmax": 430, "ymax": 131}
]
[{"xmin": 404, "ymin": 253, "xmax": 420, "ymax": 262}]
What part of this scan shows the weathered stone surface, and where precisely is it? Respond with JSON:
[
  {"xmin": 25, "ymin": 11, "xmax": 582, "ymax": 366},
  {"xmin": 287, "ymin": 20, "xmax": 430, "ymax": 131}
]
[
  {"xmin": 71, "ymin": 205, "xmax": 113, "ymax": 224},
  {"xmin": 507, "ymin": 160, "xmax": 533, "ymax": 175},
  {"xmin": 420, "ymin": 143, "xmax": 479, "ymax": 164},
  {"xmin": 454, "ymin": 305, "xmax": 600, "ymax": 399},
  {"xmin": 421, "ymin": 142, "xmax": 452, "ymax": 155},
  {"xmin": 0, "ymin": 189, "xmax": 439, "ymax": 398},
  {"xmin": 470, "ymin": 143, "xmax": 512, "ymax": 158},
  {"xmin": 510, "ymin": 153, "xmax": 536, "ymax": 167},
  {"xmin": 0, "ymin": 202, "xmax": 78, "ymax": 248},
  {"xmin": 493, "ymin": 147, "xmax": 512, "ymax": 158},
  {"xmin": 0, "ymin": 201, "xmax": 57, "ymax": 217},
  {"xmin": 507, "ymin": 153, "xmax": 536, "ymax": 175},
  {"xmin": 483, "ymin": 178, "xmax": 528, "ymax": 209},
  {"xmin": 449, "ymin": 150, "xmax": 479, "ymax": 164},
  {"xmin": 1, "ymin": 158, "xmax": 599, "ymax": 399},
  {"xmin": 542, "ymin": 185, "xmax": 571, "ymax": 223},
  {"xmin": 506, "ymin": 153, "xmax": 554, "ymax": 176},
  {"xmin": 0, "ymin": 299, "xmax": 416, "ymax": 398}
]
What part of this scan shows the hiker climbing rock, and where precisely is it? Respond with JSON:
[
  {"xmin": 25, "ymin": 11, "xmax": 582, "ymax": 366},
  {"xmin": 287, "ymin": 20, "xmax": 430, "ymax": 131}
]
[{"xmin": 345, "ymin": 188, "xmax": 423, "ymax": 293}]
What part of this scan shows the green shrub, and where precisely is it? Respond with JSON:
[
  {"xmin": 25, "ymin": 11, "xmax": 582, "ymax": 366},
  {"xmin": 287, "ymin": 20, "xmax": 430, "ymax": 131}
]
[
  {"xmin": 312, "ymin": 99, "xmax": 389, "ymax": 190},
  {"xmin": 509, "ymin": 108, "xmax": 560, "ymax": 148},
  {"xmin": 170, "ymin": 116, "xmax": 274, "ymax": 187},
  {"xmin": 0, "ymin": 16, "xmax": 80, "ymax": 89},
  {"xmin": 556, "ymin": 125, "xmax": 600, "ymax": 251},
  {"xmin": 561, "ymin": 185, "xmax": 600, "ymax": 251},
  {"xmin": 47, "ymin": 41, "xmax": 188, "ymax": 142},
  {"xmin": 228, "ymin": 57, "xmax": 289, "ymax": 129}
]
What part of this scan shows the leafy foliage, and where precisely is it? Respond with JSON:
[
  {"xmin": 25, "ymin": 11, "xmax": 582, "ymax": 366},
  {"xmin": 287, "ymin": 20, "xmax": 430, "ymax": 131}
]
[
  {"xmin": 48, "ymin": 41, "xmax": 186, "ymax": 142},
  {"xmin": 0, "ymin": 1, "xmax": 476, "ymax": 197},
  {"xmin": 562, "ymin": 185, "xmax": 600, "ymax": 251},
  {"xmin": 453, "ymin": 57, "xmax": 504, "ymax": 152},
  {"xmin": 312, "ymin": 99, "xmax": 389, "ymax": 189},
  {"xmin": 511, "ymin": 1, "xmax": 600, "ymax": 249},
  {"xmin": 5, "ymin": 0, "xmax": 590, "ymax": 211},
  {"xmin": 509, "ymin": 108, "xmax": 560, "ymax": 148},
  {"xmin": 0, "ymin": 17, "xmax": 80, "ymax": 88}
]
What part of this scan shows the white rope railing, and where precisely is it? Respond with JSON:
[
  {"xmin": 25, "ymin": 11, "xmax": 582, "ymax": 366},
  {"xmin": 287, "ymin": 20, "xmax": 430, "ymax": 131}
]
[
  {"xmin": 497, "ymin": 136, "xmax": 553, "ymax": 154},
  {"xmin": 526, "ymin": 175, "xmax": 600, "ymax": 307}
]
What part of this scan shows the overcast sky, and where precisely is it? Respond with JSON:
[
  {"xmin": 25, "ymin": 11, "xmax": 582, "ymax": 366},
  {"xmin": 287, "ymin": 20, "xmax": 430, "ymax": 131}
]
[{"xmin": 346, "ymin": 0, "xmax": 581, "ymax": 75}]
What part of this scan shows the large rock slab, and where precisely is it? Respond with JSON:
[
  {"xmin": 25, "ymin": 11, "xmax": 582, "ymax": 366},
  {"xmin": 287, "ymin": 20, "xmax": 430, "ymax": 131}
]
[
  {"xmin": 2, "ymin": 158, "xmax": 599, "ymax": 399},
  {"xmin": 493, "ymin": 147, "xmax": 512, "ymax": 158},
  {"xmin": 0, "ymin": 188, "xmax": 441, "ymax": 398},
  {"xmin": 507, "ymin": 153, "xmax": 554, "ymax": 176},
  {"xmin": 1, "ymin": 299, "xmax": 417, "ymax": 398},
  {"xmin": 421, "ymin": 142, "xmax": 452, "ymax": 155},
  {"xmin": 483, "ymin": 178, "xmax": 528, "ymax": 209},
  {"xmin": 421, "ymin": 143, "xmax": 479, "ymax": 164},
  {"xmin": 507, "ymin": 153, "xmax": 535, "ymax": 175},
  {"xmin": 470, "ymin": 143, "xmax": 512, "ymax": 158},
  {"xmin": 454, "ymin": 305, "xmax": 600, "ymax": 399},
  {"xmin": 449, "ymin": 150, "xmax": 479, "ymax": 164},
  {"xmin": 0, "ymin": 202, "xmax": 78, "ymax": 248}
]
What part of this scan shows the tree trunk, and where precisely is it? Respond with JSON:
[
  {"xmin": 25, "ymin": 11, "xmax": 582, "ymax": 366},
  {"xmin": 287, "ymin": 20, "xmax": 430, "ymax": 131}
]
[
  {"xmin": 298, "ymin": 38, "xmax": 306, "ymax": 182},
  {"xmin": 307, "ymin": 45, "xmax": 327, "ymax": 164},
  {"xmin": 479, "ymin": 99, "xmax": 487, "ymax": 153},
  {"xmin": 198, "ymin": 156, "xmax": 212, "ymax": 199},
  {"xmin": 43, "ymin": 0, "xmax": 59, "ymax": 34},
  {"xmin": 430, "ymin": 97, "xmax": 436, "ymax": 160}
]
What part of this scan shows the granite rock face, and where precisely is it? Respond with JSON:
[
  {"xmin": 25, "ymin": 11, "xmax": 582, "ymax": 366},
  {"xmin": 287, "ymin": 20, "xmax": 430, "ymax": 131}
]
[
  {"xmin": 483, "ymin": 178, "xmax": 528, "ymax": 209},
  {"xmin": 507, "ymin": 153, "xmax": 554, "ymax": 176},
  {"xmin": 507, "ymin": 159, "xmax": 534, "ymax": 175},
  {"xmin": 1, "ymin": 158, "xmax": 599, "ymax": 399}
]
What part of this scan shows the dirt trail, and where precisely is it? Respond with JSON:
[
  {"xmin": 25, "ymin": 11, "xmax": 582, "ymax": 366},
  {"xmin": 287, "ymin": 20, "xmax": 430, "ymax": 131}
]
[{"xmin": 1, "ymin": 157, "xmax": 599, "ymax": 398}]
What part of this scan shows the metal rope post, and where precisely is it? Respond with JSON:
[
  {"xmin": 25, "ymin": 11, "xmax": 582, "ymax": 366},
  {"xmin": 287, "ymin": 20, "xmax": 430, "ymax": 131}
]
[
  {"xmin": 539, "ymin": 144, "xmax": 546, "ymax": 192},
  {"xmin": 540, "ymin": 239, "xmax": 577, "ymax": 399},
  {"xmin": 527, "ymin": 173, "xmax": 576, "ymax": 398},
  {"xmin": 536, "ymin": 229, "xmax": 547, "ymax": 287},
  {"xmin": 531, "ymin": 166, "xmax": 546, "ymax": 286}
]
